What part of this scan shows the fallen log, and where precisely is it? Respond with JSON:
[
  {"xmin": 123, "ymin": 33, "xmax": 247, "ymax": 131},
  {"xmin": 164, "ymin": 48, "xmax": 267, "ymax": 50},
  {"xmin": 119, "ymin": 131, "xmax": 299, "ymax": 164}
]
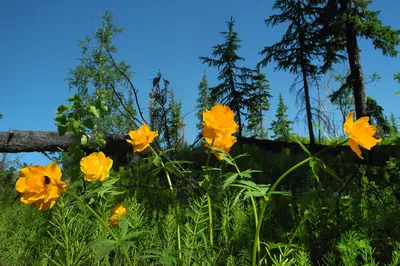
[{"xmin": 0, "ymin": 130, "xmax": 398, "ymax": 166}]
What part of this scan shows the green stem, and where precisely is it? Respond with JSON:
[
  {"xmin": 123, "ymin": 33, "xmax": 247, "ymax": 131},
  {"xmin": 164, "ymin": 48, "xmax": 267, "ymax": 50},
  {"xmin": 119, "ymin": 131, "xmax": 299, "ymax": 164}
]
[
  {"xmin": 205, "ymin": 140, "xmax": 214, "ymax": 250},
  {"xmin": 232, "ymin": 156, "xmax": 259, "ymax": 253},
  {"xmin": 251, "ymin": 141, "xmax": 346, "ymax": 266},
  {"xmin": 149, "ymin": 145, "xmax": 182, "ymax": 260},
  {"xmin": 67, "ymin": 192, "xmax": 132, "ymax": 266}
]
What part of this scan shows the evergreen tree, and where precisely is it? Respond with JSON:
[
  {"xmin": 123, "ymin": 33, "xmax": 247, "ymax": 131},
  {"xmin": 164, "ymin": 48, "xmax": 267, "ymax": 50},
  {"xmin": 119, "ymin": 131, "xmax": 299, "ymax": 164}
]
[
  {"xmin": 246, "ymin": 67, "xmax": 271, "ymax": 139},
  {"xmin": 258, "ymin": 0, "xmax": 340, "ymax": 149},
  {"xmin": 395, "ymin": 72, "xmax": 400, "ymax": 95},
  {"xmin": 200, "ymin": 17, "xmax": 271, "ymax": 138},
  {"xmin": 390, "ymin": 112, "xmax": 398, "ymax": 137},
  {"xmin": 318, "ymin": 0, "xmax": 400, "ymax": 118},
  {"xmin": 168, "ymin": 89, "xmax": 185, "ymax": 149},
  {"xmin": 195, "ymin": 71, "xmax": 213, "ymax": 131},
  {"xmin": 270, "ymin": 94, "xmax": 293, "ymax": 141},
  {"xmin": 66, "ymin": 10, "xmax": 136, "ymax": 134}
]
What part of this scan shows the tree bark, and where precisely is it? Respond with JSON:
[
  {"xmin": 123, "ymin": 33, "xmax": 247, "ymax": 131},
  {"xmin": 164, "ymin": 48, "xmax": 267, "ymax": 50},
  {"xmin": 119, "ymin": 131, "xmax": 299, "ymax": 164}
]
[
  {"xmin": 0, "ymin": 130, "xmax": 396, "ymax": 167},
  {"xmin": 0, "ymin": 130, "xmax": 136, "ymax": 156},
  {"xmin": 339, "ymin": 0, "xmax": 367, "ymax": 119}
]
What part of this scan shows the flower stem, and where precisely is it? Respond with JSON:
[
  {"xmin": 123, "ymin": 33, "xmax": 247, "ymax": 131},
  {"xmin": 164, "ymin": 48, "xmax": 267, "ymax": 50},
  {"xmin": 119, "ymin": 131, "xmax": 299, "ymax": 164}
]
[
  {"xmin": 67, "ymin": 192, "xmax": 132, "ymax": 266},
  {"xmin": 149, "ymin": 145, "xmax": 182, "ymax": 260},
  {"xmin": 251, "ymin": 141, "xmax": 346, "ymax": 266},
  {"xmin": 205, "ymin": 140, "xmax": 214, "ymax": 250}
]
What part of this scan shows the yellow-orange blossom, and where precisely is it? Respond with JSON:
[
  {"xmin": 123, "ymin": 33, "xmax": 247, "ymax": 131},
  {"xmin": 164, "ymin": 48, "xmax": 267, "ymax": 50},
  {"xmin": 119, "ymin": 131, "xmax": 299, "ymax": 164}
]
[
  {"xmin": 126, "ymin": 124, "xmax": 158, "ymax": 152},
  {"xmin": 202, "ymin": 104, "xmax": 239, "ymax": 160},
  {"xmin": 109, "ymin": 203, "xmax": 128, "ymax": 226},
  {"xmin": 344, "ymin": 111, "xmax": 382, "ymax": 159},
  {"xmin": 15, "ymin": 162, "xmax": 66, "ymax": 211},
  {"xmin": 80, "ymin": 151, "xmax": 113, "ymax": 182}
]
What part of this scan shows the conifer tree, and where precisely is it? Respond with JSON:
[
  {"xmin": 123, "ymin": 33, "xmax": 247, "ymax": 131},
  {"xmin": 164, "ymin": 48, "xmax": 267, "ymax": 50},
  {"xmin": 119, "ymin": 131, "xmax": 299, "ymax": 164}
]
[
  {"xmin": 318, "ymin": 0, "xmax": 400, "ymax": 118},
  {"xmin": 200, "ymin": 17, "xmax": 271, "ymax": 138},
  {"xmin": 246, "ymin": 67, "xmax": 271, "ymax": 139},
  {"xmin": 168, "ymin": 90, "xmax": 185, "ymax": 149},
  {"xmin": 195, "ymin": 71, "xmax": 213, "ymax": 131},
  {"xmin": 390, "ymin": 112, "xmax": 398, "ymax": 137},
  {"xmin": 270, "ymin": 94, "xmax": 293, "ymax": 141},
  {"xmin": 258, "ymin": 0, "xmax": 339, "ymax": 149}
]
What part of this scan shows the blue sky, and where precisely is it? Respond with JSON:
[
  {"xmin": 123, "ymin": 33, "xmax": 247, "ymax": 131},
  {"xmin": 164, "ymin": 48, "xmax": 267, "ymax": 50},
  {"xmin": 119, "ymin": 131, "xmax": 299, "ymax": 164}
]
[{"xmin": 1, "ymin": 0, "xmax": 399, "ymax": 166}]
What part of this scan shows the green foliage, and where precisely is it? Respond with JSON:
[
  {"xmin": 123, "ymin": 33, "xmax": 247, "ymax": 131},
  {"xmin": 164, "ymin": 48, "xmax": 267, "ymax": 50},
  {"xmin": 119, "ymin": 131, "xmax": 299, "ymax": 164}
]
[
  {"xmin": 195, "ymin": 71, "xmax": 214, "ymax": 132},
  {"xmin": 65, "ymin": 10, "xmax": 137, "ymax": 135},
  {"xmin": 270, "ymin": 94, "xmax": 293, "ymax": 141},
  {"xmin": 200, "ymin": 17, "xmax": 271, "ymax": 137}
]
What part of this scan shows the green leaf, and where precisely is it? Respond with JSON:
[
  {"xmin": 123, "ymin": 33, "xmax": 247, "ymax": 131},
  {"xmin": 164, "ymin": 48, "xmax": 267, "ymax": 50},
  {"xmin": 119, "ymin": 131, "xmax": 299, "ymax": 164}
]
[
  {"xmin": 57, "ymin": 125, "xmax": 67, "ymax": 136},
  {"xmin": 91, "ymin": 239, "xmax": 116, "ymax": 262},
  {"xmin": 54, "ymin": 114, "xmax": 67, "ymax": 123},
  {"xmin": 80, "ymin": 134, "xmax": 88, "ymax": 146},
  {"xmin": 317, "ymin": 159, "xmax": 345, "ymax": 185},
  {"xmin": 122, "ymin": 231, "xmax": 148, "ymax": 241},
  {"xmin": 239, "ymin": 169, "xmax": 263, "ymax": 179},
  {"xmin": 290, "ymin": 135, "xmax": 310, "ymax": 156},
  {"xmin": 100, "ymin": 100, "xmax": 108, "ymax": 112},
  {"xmin": 88, "ymin": 105, "xmax": 100, "ymax": 118},
  {"xmin": 153, "ymin": 156, "xmax": 161, "ymax": 167},
  {"xmin": 222, "ymin": 173, "xmax": 239, "ymax": 189},
  {"xmin": 309, "ymin": 159, "xmax": 320, "ymax": 182},
  {"xmin": 72, "ymin": 120, "xmax": 81, "ymax": 136},
  {"xmin": 120, "ymin": 215, "xmax": 128, "ymax": 239},
  {"xmin": 68, "ymin": 94, "xmax": 83, "ymax": 103},
  {"xmin": 83, "ymin": 118, "xmax": 95, "ymax": 130}
]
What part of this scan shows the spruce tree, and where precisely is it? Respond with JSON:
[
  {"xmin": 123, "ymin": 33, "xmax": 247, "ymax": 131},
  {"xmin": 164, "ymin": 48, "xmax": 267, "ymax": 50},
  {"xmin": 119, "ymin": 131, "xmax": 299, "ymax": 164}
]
[
  {"xmin": 200, "ymin": 17, "xmax": 271, "ymax": 138},
  {"xmin": 270, "ymin": 94, "xmax": 293, "ymax": 141},
  {"xmin": 195, "ymin": 71, "xmax": 213, "ymax": 131},
  {"xmin": 258, "ymin": 0, "xmax": 339, "ymax": 149},
  {"xmin": 318, "ymin": 0, "xmax": 400, "ymax": 118},
  {"xmin": 246, "ymin": 67, "xmax": 271, "ymax": 139}
]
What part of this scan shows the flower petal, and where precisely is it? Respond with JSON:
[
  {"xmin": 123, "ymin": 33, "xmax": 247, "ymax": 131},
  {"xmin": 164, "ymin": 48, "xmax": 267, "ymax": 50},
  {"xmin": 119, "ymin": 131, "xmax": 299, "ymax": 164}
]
[{"xmin": 348, "ymin": 138, "xmax": 363, "ymax": 159}]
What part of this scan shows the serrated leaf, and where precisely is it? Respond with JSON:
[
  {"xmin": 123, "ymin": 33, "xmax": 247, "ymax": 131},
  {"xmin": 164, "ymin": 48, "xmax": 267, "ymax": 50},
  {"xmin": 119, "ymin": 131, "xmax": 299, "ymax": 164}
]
[
  {"xmin": 91, "ymin": 239, "xmax": 116, "ymax": 262},
  {"xmin": 239, "ymin": 169, "xmax": 263, "ymax": 179},
  {"xmin": 153, "ymin": 156, "xmax": 161, "ymax": 167},
  {"xmin": 222, "ymin": 173, "xmax": 239, "ymax": 189},
  {"xmin": 120, "ymin": 216, "xmax": 128, "ymax": 239},
  {"xmin": 122, "ymin": 231, "xmax": 149, "ymax": 241}
]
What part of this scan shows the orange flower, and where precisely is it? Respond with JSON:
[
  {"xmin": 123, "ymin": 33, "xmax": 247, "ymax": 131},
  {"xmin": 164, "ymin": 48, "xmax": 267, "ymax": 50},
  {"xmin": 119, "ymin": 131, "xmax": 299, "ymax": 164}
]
[
  {"xmin": 202, "ymin": 104, "xmax": 239, "ymax": 139},
  {"xmin": 109, "ymin": 203, "xmax": 128, "ymax": 226},
  {"xmin": 80, "ymin": 152, "xmax": 113, "ymax": 182},
  {"xmin": 15, "ymin": 162, "xmax": 66, "ymax": 211},
  {"xmin": 205, "ymin": 134, "xmax": 237, "ymax": 160},
  {"xmin": 126, "ymin": 124, "xmax": 158, "ymax": 152},
  {"xmin": 344, "ymin": 111, "xmax": 382, "ymax": 159}
]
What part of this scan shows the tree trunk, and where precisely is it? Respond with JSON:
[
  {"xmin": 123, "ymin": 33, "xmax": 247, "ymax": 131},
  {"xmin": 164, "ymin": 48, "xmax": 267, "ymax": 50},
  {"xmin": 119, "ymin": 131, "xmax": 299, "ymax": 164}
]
[
  {"xmin": 302, "ymin": 70, "xmax": 316, "ymax": 151},
  {"xmin": 339, "ymin": 0, "xmax": 367, "ymax": 119}
]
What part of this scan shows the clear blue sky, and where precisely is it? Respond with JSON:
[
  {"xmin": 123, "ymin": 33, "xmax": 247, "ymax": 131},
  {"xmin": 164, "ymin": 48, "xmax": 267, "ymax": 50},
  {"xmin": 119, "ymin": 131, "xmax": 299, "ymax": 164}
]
[{"xmin": 1, "ymin": 0, "xmax": 399, "ymax": 166}]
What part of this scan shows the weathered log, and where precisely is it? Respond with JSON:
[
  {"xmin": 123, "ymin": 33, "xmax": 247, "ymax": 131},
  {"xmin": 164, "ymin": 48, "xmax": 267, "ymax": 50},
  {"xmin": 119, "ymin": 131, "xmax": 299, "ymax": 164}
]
[
  {"xmin": 0, "ymin": 130, "xmax": 139, "ymax": 156},
  {"xmin": 238, "ymin": 137, "xmax": 400, "ymax": 167},
  {"xmin": 0, "ymin": 131, "xmax": 398, "ymax": 166}
]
